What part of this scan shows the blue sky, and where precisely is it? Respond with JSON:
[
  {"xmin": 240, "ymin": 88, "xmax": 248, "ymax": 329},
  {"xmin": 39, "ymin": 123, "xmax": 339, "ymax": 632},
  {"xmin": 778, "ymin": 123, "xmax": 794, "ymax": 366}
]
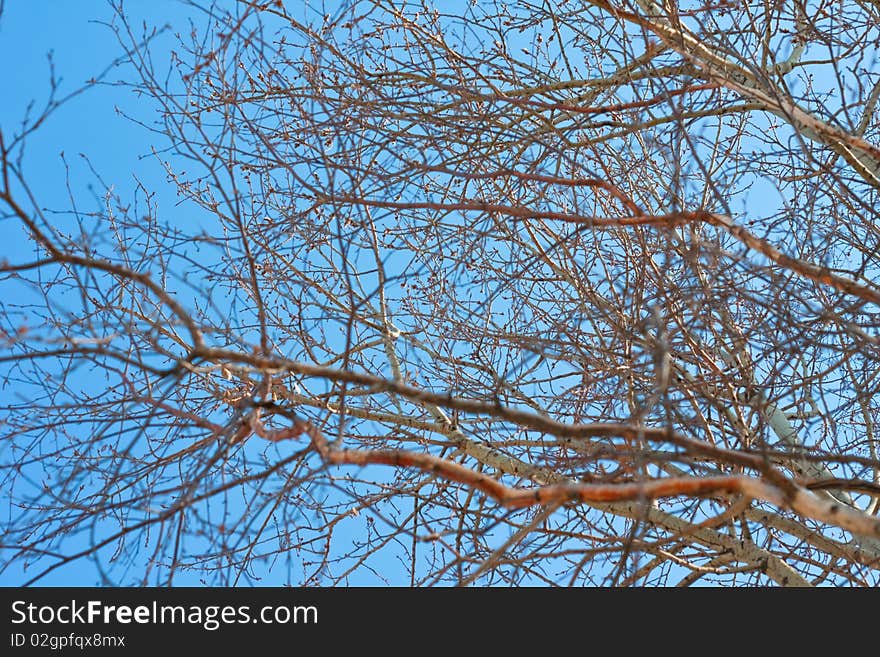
[
  {"xmin": 3, "ymin": 1, "xmax": 874, "ymax": 587},
  {"xmin": 0, "ymin": 1, "xmax": 192, "ymax": 258},
  {"xmin": 0, "ymin": 0, "xmax": 202, "ymax": 586},
  {"xmin": 0, "ymin": 1, "xmax": 424, "ymax": 586}
]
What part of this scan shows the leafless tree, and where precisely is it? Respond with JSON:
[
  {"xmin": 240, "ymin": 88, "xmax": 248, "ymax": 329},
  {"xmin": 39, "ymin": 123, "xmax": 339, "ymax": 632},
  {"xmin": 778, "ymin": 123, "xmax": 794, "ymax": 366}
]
[{"xmin": 3, "ymin": 0, "xmax": 880, "ymax": 586}]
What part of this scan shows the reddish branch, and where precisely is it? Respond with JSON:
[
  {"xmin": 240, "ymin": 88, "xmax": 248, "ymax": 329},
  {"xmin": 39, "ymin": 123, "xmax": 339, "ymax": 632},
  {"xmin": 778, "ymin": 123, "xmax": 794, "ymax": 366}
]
[
  {"xmin": 244, "ymin": 410, "xmax": 880, "ymax": 538},
  {"xmin": 318, "ymin": 195, "xmax": 880, "ymax": 307},
  {"xmin": 230, "ymin": 406, "xmax": 313, "ymax": 444},
  {"xmin": 322, "ymin": 444, "xmax": 770, "ymax": 510},
  {"xmin": 397, "ymin": 162, "xmax": 645, "ymax": 214}
]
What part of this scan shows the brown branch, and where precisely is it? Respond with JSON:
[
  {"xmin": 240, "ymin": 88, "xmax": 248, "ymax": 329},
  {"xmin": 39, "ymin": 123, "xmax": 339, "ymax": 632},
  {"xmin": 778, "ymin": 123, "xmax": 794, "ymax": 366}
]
[
  {"xmin": 313, "ymin": 197, "xmax": 880, "ymax": 307},
  {"xmin": 299, "ymin": 414, "xmax": 880, "ymax": 538}
]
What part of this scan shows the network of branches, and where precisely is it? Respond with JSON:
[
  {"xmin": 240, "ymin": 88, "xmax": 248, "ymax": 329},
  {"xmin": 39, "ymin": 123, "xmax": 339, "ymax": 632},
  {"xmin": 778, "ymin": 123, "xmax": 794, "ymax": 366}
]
[{"xmin": 3, "ymin": 0, "xmax": 880, "ymax": 586}]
